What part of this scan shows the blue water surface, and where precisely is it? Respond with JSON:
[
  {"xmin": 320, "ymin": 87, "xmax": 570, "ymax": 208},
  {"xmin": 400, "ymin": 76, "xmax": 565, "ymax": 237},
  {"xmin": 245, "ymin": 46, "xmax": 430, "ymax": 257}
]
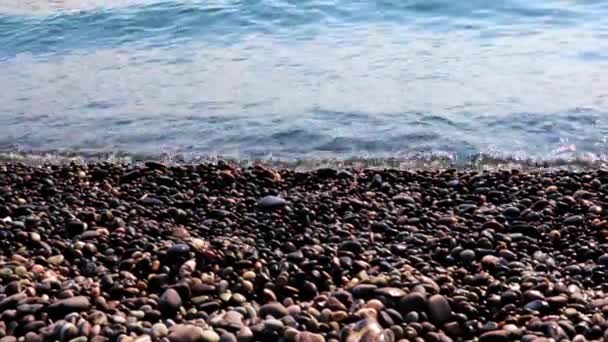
[{"xmin": 1, "ymin": 0, "xmax": 608, "ymax": 163}]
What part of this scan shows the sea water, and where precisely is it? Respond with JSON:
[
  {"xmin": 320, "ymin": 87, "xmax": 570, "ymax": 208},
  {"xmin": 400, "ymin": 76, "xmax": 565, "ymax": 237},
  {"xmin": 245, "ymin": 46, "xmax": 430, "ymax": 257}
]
[{"xmin": 2, "ymin": 0, "xmax": 608, "ymax": 165}]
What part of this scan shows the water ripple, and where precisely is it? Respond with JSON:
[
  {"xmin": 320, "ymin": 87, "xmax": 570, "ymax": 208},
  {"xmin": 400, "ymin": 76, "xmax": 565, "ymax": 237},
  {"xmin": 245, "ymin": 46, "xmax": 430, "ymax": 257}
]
[{"xmin": 1, "ymin": 0, "xmax": 608, "ymax": 163}]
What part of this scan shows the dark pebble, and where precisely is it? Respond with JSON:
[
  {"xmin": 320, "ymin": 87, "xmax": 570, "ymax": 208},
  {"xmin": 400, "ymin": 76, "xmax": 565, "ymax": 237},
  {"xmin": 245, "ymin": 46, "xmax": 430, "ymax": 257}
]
[{"xmin": 257, "ymin": 196, "xmax": 287, "ymax": 210}]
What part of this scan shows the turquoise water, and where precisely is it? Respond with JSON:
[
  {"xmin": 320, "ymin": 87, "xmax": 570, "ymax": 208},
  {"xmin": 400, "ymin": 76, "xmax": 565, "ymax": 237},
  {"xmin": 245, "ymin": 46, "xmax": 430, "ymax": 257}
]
[{"xmin": 2, "ymin": 0, "xmax": 608, "ymax": 163}]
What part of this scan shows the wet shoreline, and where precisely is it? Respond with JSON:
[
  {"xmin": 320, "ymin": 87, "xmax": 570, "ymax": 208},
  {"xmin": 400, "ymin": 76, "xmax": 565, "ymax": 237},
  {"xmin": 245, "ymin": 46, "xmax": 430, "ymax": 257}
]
[{"xmin": 0, "ymin": 162, "xmax": 607, "ymax": 341}]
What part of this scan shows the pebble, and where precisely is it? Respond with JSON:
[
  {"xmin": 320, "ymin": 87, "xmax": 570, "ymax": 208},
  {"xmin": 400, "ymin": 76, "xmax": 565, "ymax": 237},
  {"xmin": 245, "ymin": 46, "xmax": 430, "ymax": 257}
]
[
  {"xmin": 167, "ymin": 325, "xmax": 206, "ymax": 342},
  {"xmin": 48, "ymin": 255, "xmax": 65, "ymax": 265},
  {"xmin": 201, "ymin": 330, "xmax": 221, "ymax": 342},
  {"xmin": 257, "ymin": 195, "xmax": 287, "ymax": 210},
  {"xmin": 295, "ymin": 331, "xmax": 325, "ymax": 342},
  {"xmin": 479, "ymin": 330, "xmax": 510, "ymax": 342},
  {"xmin": 49, "ymin": 296, "xmax": 91, "ymax": 315},
  {"xmin": 399, "ymin": 292, "xmax": 427, "ymax": 314},
  {"xmin": 459, "ymin": 249, "xmax": 476, "ymax": 263},
  {"xmin": 0, "ymin": 164, "xmax": 606, "ymax": 342},
  {"xmin": 160, "ymin": 288, "xmax": 182, "ymax": 315},
  {"xmin": 259, "ymin": 302, "xmax": 289, "ymax": 318},
  {"xmin": 428, "ymin": 295, "xmax": 452, "ymax": 325}
]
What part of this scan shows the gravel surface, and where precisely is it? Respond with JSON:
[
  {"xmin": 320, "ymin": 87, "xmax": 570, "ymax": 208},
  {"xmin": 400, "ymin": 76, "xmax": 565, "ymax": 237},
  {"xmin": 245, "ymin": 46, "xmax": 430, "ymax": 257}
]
[{"xmin": 0, "ymin": 162, "xmax": 607, "ymax": 342}]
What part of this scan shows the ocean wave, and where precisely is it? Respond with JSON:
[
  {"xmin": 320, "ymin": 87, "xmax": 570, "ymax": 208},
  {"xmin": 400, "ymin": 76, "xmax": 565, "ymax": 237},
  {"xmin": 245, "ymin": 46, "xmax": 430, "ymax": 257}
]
[{"xmin": 0, "ymin": 0, "xmax": 602, "ymax": 57}]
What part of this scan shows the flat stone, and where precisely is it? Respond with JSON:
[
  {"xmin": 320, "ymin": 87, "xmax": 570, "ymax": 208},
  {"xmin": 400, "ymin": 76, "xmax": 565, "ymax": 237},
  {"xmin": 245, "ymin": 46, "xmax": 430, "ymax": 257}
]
[
  {"xmin": 152, "ymin": 323, "xmax": 169, "ymax": 338},
  {"xmin": 374, "ymin": 287, "xmax": 406, "ymax": 299},
  {"xmin": 219, "ymin": 333, "xmax": 237, "ymax": 342},
  {"xmin": 258, "ymin": 302, "xmax": 288, "ymax": 318},
  {"xmin": 263, "ymin": 318, "xmax": 284, "ymax": 331},
  {"xmin": 563, "ymin": 215, "xmax": 584, "ymax": 226},
  {"xmin": 257, "ymin": 196, "xmax": 287, "ymax": 210},
  {"xmin": 237, "ymin": 326, "xmax": 253, "ymax": 342},
  {"xmin": 479, "ymin": 330, "xmax": 510, "ymax": 342},
  {"xmin": 0, "ymin": 293, "xmax": 27, "ymax": 311},
  {"xmin": 168, "ymin": 325, "xmax": 206, "ymax": 342},
  {"xmin": 167, "ymin": 244, "xmax": 190, "ymax": 259},
  {"xmin": 392, "ymin": 194, "xmax": 416, "ymax": 204},
  {"xmin": 352, "ymin": 284, "xmax": 378, "ymax": 298},
  {"xmin": 48, "ymin": 296, "xmax": 90, "ymax": 316},
  {"xmin": 295, "ymin": 331, "xmax": 325, "ymax": 342},
  {"xmin": 200, "ymin": 330, "xmax": 220, "ymax": 342}
]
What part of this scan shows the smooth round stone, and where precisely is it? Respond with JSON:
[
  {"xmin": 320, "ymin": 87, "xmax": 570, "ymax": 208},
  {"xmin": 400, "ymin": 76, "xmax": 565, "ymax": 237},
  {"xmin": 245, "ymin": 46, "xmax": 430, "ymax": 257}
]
[
  {"xmin": 152, "ymin": 323, "xmax": 168, "ymax": 338},
  {"xmin": 405, "ymin": 311, "xmax": 419, "ymax": 323},
  {"xmin": 237, "ymin": 326, "xmax": 253, "ymax": 342},
  {"xmin": 459, "ymin": 249, "xmax": 476, "ymax": 263},
  {"xmin": 242, "ymin": 271, "xmax": 256, "ymax": 280},
  {"xmin": 66, "ymin": 220, "xmax": 87, "ymax": 235},
  {"xmin": 258, "ymin": 302, "xmax": 288, "ymax": 318},
  {"xmin": 17, "ymin": 304, "xmax": 44, "ymax": 315},
  {"xmin": 160, "ymin": 288, "xmax": 182, "ymax": 315},
  {"xmin": 168, "ymin": 325, "xmax": 206, "ymax": 342},
  {"xmin": 563, "ymin": 215, "xmax": 584, "ymax": 226},
  {"xmin": 285, "ymin": 328, "xmax": 300, "ymax": 341},
  {"xmin": 129, "ymin": 310, "xmax": 145, "ymax": 319},
  {"xmin": 523, "ymin": 290, "xmax": 545, "ymax": 302},
  {"xmin": 330, "ymin": 311, "xmax": 348, "ymax": 322},
  {"xmin": 598, "ymin": 254, "xmax": 608, "ymax": 265},
  {"xmin": 481, "ymin": 255, "xmax": 500, "ymax": 268},
  {"xmin": 392, "ymin": 194, "xmax": 416, "ymax": 204},
  {"xmin": 112, "ymin": 315, "xmax": 127, "ymax": 324},
  {"xmin": 524, "ymin": 300, "xmax": 549, "ymax": 312},
  {"xmin": 134, "ymin": 337, "xmax": 152, "ymax": 342},
  {"xmin": 503, "ymin": 207, "xmax": 521, "ymax": 218},
  {"xmin": 342, "ymin": 319, "xmax": 387, "ymax": 342},
  {"xmin": 374, "ymin": 287, "xmax": 406, "ymax": 299},
  {"xmin": 220, "ymin": 333, "xmax": 238, "ymax": 342},
  {"xmin": 60, "ymin": 323, "xmax": 78, "ymax": 341},
  {"xmin": 231, "ymin": 293, "xmax": 246, "ymax": 305},
  {"xmin": 263, "ymin": 319, "xmax": 284, "ymax": 331},
  {"xmin": 428, "ymin": 295, "xmax": 452, "ymax": 325},
  {"xmin": 68, "ymin": 337, "xmax": 88, "ymax": 342},
  {"xmin": 479, "ymin": 330, "xmax": 510, "ymax": 342},
  {"xmin": 49, "ymin": 296, "xmax": 91, "ymax": 315},
  {"xmin": 295, "ymin": 331, "xmax": 325, "ymax": 342},
  {"xmin": 24, "ymin": 332, "xmax": 41, "ymax": 342},
  {"xmin": 257, "ymin": 196, "xmax": 287, "ymax": 210},
  {"xmin": 167, "ymin": 244, "xmax": 190, "ymax": 258},
  {"xmin": 48, "ymin": 255, "xmax": 65, "ymax": 265},
  {"xmin": 201, "ymin": 330, "xmax": 221, "ymax": 342},
  {"xmin": 399, "ymin": 293, "xmax": 427, "ymax": 314},
  {"xmin": 352, "ymin": 284, "xmax": 378, "ymax": 298}
]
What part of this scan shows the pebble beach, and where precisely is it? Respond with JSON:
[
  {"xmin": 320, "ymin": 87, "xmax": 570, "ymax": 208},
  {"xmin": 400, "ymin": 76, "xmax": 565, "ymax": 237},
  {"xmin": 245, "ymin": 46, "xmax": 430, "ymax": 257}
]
[{"xmin": 1, "ymin": 162, "xmax": 608, "ymax": 342}]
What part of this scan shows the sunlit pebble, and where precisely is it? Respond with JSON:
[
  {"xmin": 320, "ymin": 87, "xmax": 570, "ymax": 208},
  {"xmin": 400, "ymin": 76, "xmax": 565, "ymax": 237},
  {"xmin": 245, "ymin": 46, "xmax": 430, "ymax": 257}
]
[
  {"xmin": 96, "ymin": 228, "xmax": 110, "ymax": 236},
  {"xmin": 17, "ymin": 198, "xmax": 27, "ymax": 205},
  {"xmin": 589, "ymin": 205, "xmax": 602, "ymax": 214},
  {"xmin": 91, "ymin": 325, "xmax": 101, "ymax": 336},
  {"xmin": 31, "ymin": 264, "xmax": 45, "ymax": 274},
  {"xmin": 545, "ymin": 185, "xmax": 559, "ymax": 193},
  {"xmin": 151, "ymin": 260, "xmax": 161, "ymax": 272},
  {"xmin": 77, "ymin": 171, "xmax": 87, "ymax": 179},
  {"xmin": 90, "ymin": 285, "xmax": 101, "ymax": 297}
]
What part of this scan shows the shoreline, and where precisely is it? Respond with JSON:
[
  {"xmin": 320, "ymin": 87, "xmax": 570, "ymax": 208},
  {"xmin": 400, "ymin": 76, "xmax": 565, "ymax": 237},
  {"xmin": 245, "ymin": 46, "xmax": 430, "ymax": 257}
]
[
  {"xmin": 0, "ymin": 151, "xmax": 605, "ymax": 171},
  {"xmin": 0, "ymin": 162, "xmax": 607, "ymax": 341}
]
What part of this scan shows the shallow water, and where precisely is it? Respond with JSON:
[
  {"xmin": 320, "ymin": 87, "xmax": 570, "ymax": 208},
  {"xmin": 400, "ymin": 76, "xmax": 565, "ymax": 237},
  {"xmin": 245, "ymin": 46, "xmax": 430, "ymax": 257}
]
[{"xmin": 2, "ymin": 0, "xmax": 608, "ymax": 164}]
